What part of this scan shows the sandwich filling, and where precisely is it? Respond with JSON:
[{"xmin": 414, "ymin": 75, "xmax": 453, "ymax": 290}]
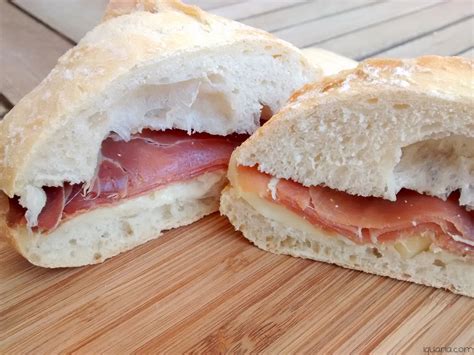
[
  {"xmin": 7, "ymin": 129, "xmax": 246, "ymax": 232},
  {"xmin": 234, "ymin": 164, "xmax": 474, "ymax": 257}
]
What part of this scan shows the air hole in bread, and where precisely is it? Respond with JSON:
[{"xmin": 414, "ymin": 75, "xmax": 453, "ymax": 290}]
[
  {"xmin": 100, "ymin": 232, "xmax": 110, "ymax": 239},
  {"xmin": 265, "ymin": 236, "xmax": 276, "ymax": 249},
  {"xmin": 367, "ymin": 98, "xmax": 378, "ymax": 104},
  {"xmin": 289, "ymin": 236, "xmax": 296, "ymax": 247},
  {"xmin": 304, "ymin": 239, "xmax": 311, "ymax": 248},
  {"xmin": 394, "ymin": 135, "xmax": 473, "ymax": 201},
  {"xmin": 402, "ymin": 273, "xmax": 412, "ymax": 279},
  {"xmin": 433, "ymin": 259, "xmax": 446, "ymax": 268},
  {"xmin": 69, "ymin": 239, "xmax": 77, "ymax": 245},
  {"xmin": 371, "ymin": 247, "xmax": 383, "ymax": 258},
  {"xmin": 281, "ymin": 236, "xmax": 296, "ymax": 248},
  {"xmin": 259, "ymin": 104, "xmax": 273, "ymax": 122},
  {"xmin": 393, "ymin": 103, "xmax": 410, "ymax": 110},
  {"xmin": 312, "ymin": 242, "xmax": 320, "ymax": 253},
  {"xmin": 122, "ymin": 221, "xmax": 134, "ymax": 237},
  {"xmin": 94, "ymin": 252, "xmax": 102, "ymax": 261},
  {"xmin": 70, "ymin": 251, "xmax": 76, "ymax": 258}
]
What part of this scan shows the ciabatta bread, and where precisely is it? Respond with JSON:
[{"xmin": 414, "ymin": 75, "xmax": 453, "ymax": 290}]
[{"xmin": 0, "ymin": 0, "xmax": 320, "ymax": 226}]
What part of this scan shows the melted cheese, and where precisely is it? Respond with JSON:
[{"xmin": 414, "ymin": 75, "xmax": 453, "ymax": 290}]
[
  {"xmin": 393, "ymin": 233, "xmax": 433, "ymax": 258},
  {"xmin": 238, "ymin": 189, "xmax": 317, "ymax": 236},
  {"xmin": 231, "ymin": 161, "xmax": 435, "ymax": 259}
]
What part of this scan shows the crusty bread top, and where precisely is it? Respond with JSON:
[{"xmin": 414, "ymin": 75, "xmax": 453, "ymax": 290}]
[
  {"xmin": 235, "ymin": 56, "xmax": 474, "ymax": 208},
  {"xmin": 0, "ymin": 0, "xmax": 319, "ymax": 225},
  {"xmin": 290, "ymin": 56, "xmax": 473, "ymax": 104}
]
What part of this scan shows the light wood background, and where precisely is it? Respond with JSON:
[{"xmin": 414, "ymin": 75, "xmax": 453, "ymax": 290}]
[{"xmin": 1, "ymin": 0, "xmax": 473, "ymax": 353}]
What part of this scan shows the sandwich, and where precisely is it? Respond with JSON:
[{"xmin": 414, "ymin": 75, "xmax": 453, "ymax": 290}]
[
  {"xmin": 220, "ymin": 56, "xmax": 474, "ymax": 297},
  {"xmin": 0, "ymin": 0, "xmax": 321, "ymax": 267}
]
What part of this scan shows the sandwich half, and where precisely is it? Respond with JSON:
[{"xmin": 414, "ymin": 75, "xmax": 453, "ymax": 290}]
[
  {"xmin": 221, "ymin": 56, "xmax": 474, "ymax": 297},
  {"xmin": 0, "ymin": 0, "xmax": 320, "ymax": 267}
]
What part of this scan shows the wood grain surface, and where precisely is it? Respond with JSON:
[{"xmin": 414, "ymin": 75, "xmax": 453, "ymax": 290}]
[
  {"xmin": 2, "ymin": 0, "xmax": 472, "ymax": 106},
  {"xmin": 2, "ymin": 213, "xmax": 474, "ymax": 353},
  {"xmin": 1, "ymin": 0, "xmax": 474, "ymax": 353}
]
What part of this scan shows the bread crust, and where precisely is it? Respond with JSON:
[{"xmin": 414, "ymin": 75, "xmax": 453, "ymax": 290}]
[
  {"xmin": 103, "ymin": 0, "xmax": 205, "ymax": 22},
  {"xmin": 289, "ymin": 56, "xmax": 473, "ymax": 103},
  {"xmin": 235, "ymin": 56, "xmax": 474, "ymax": 207}
]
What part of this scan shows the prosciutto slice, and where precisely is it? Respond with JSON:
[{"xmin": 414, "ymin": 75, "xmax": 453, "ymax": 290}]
[
  {"xmin": 8, "ymin": 130, "xmax": 245, "ymax": 232},
  {"xmin": 237, "ymin": 165, "xmax": 474, "ymax": 256}
]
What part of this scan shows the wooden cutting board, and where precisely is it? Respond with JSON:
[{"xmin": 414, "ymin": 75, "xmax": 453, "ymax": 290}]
[
  {"xmin": 1, "ymin": 2, "xmax": 473, "ymax": 352},
  {"xmin": 1, "ymin": 213, "xmax": 473, "ymax": 353}
]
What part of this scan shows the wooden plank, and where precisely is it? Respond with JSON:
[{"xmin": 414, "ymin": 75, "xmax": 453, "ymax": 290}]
[
  {"xmin": 372, "ymin": 294, "xmax": 474, "ymax": 354},
  {"xmin": 11, "ymin": 0, "xmax": 239, "ymax": 42},
  {"xmin": 11, "ymin": 0, "xmax": 238, "ymax": 44},
  {"xmin": 318, "ymin": 2, "xmax": 473, "ymax": 60},
  {"xmin": 189, "ymin": 0, "xmax": 242, "ymax": 10},
  {"xmin": 241, "ymin": 0, "xmax": 379, "ymax": 33},
  {"xmin": 9, "ymin": 0, "xmax": 381, "ymax": 45},
  {"xmin": 458, "ymin": 47, "xmax": 474, "ymax": 58},
  {"xmin": 212, "ymin": 0, "xmax": 306, "ymax": 21},
  {"xmin": 12, "ymin": 0, "xmax": 108, "ymax": 42},
  {"xmin": 273, "ymin": 0, "xmax": 443, "ymax": 49},
  {"xmin": 0, "ymin": 1, "xmax": 72, "ymax": 104},
  {"xmin": 1, "ymin": 214, "xmax": 472, "ymax": 353},
  {"xmin": 379, "ymin": 17, "xmax": 474, "ymax": 58}
]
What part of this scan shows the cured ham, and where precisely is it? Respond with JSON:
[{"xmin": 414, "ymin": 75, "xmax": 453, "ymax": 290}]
[
  {"xmin": 237, "ymin": 165, "xmax": 474, "ymax": 256},
  {"xmin": 37, "ymin": 187, "xmax": 66, "ymax": 231},
  {"xmin": 8, "ymin": 130, "xmax": 246, "ymax": 232}
]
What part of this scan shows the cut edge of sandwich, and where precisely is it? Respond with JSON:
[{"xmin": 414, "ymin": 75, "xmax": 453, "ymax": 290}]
[
  {"xmin": 1, "ymin": 170, "xmax": 226, "ymax": 267},
  {"xmin": 220, "ymin": 185, "xmax": 473, "ymax": 297}
]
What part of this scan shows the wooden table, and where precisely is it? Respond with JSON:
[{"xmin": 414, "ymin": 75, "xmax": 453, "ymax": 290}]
[{"xmin": 1, "ymin": 1, "xmax": 473, "ymax": 353}]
